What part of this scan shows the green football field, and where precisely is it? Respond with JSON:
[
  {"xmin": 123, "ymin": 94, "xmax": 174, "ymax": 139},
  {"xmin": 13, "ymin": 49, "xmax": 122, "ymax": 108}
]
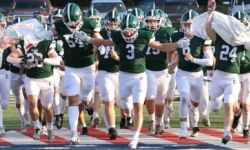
[{"xmin": 3, "ymin": 95, "xmax": 225, "ymax": 131}]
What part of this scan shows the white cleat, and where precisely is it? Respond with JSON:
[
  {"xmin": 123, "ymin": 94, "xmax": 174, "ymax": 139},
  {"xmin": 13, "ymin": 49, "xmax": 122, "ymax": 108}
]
[
  {"xmin": 0, "ymin": 127, "xmax": 6, "ymax": 138},
  {"xmin": 41, "ymin": 125, "xmax": 48, "ymax": 136},
  {"xmin": 70, "ymin": 133, "xmax": 79, "ymax": 145},
  {"xmin": 128, "ymin": 139, "xmax": 138, "ymax": 150},
  {"xmin": 20, "ymin": 122, "xmax": 28, "ymax": 133},
  {"xmin": 179, "ymin": 123, "xmax": 188, "ymax": 139}
]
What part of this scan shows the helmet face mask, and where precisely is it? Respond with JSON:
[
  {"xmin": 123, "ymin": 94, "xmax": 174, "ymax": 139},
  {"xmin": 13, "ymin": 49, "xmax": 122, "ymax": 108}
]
[
  {"xmin": 63, "ymin": 3, "xmax": 83, "ymax": 32},
  {"xmin": 145, "ymin": 10, "xmax": 161, "ymax": 31},
  {"xmin": 104, "ymin": 9, "xmax": 121, "ymax": 33},
  {"xmin": 121, "ymin": 14, "xmax": 139, "ymax": 43},
  {"xmin": 180, "ymin": 10, "xmax": 199, "ymax": 36}
]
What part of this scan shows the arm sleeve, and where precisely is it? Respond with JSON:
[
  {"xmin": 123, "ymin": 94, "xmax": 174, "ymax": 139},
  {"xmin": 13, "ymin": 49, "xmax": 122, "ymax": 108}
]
[{"xmin": 191, "ymin": 50, "xmax": 214, "ymax": 66}]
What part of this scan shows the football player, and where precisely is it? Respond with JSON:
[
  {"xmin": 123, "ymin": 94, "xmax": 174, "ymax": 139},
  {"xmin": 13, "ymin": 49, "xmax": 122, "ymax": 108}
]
[
  {"xmin": 232, "ymin": 11, "xmax": 250, "ymax": 138},
  {"xmin": 171, "ymin": 10, "xmax": 214, "ymax": 138},
  {"xmin": 207, "ymin": 8, "xmax": 245, "ymax": 144},
  {"xmin": 0, "ymin": 13, "xmax": 10, "ymax": 137}
]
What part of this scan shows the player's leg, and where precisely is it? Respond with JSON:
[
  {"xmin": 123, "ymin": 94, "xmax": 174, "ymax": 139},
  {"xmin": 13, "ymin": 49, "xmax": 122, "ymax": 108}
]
[
  {"xmin": 189, "ymin": 71, "xmax": 204, "ymax": 137},
  {"xmin": 176, "ymin": 69, "xmax": 191, "ymax": 138},
  {"xmin": 164, "ymin": 70, "xmax": 176, "ymax": 129},
  {"xmin": 39, "ymin": 77, "xmax": 55, "ymax": 142},
  {"xmin": 24, "ymin": 76, "xmax": 41, "ymax": 140},
  {"xmin": 129, "ymin": 72, "xmax": 147, "ymax": 149},
  {"xmin": 64, "ymin": 67, "xmax": 81, "ymax": 144},
  {"xmin": 239, "ymin": 73, "xmax": 250, "ymax": 138},
  {"xmin": 97, "ymin": 71, "xmax": 118, "ymax": 139},
  {"xmin": 155, "ymin": 70, "xmax": 170, "ymax": 135},
  {"xmin": 0, "ymin": 70, "xmax": 10, "ymax": 137},
  {"xmin": 145, "ymin": 70, "xmax": 157, "ymax": 134}
]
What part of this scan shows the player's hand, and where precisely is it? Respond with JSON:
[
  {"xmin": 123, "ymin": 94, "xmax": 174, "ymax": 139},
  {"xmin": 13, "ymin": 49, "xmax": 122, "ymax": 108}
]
[
  {"xmin": 59, "ymin": 60, "xmax": 65, "ymax": 71},
  {"xmin": 185, "ymin": 53, "xmax": 194, "ymax": 61},
  {"xmin": 177, "ymin": 38, "xmax": 190, "ymax": 48},
  {"xmin": 110, "ymin": 49, "xmax": 119, "ymax": 61},
  {"xmin": 98, "ymin": 45, "xmax": 105, "ymax": 55},
  {"xmin": 74, "ymin": 31, "xmax": 91, "ymax": 43},
  {"xmin": 208, "ymin": 0, "xmax": 216, "ymax": 12},
  {"xmin": 21, "ymin": 54, "xmax": 33, "ymax": 69}
]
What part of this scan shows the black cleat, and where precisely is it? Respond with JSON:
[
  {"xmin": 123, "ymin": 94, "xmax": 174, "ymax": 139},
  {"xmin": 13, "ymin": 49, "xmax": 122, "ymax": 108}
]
[
  {"xmin": 126, "ymin": 117, "xmax": 133, "ymax": 129},
  {"xmin": 108, "ymin": 127, "xmax": 118, "ymax": 140},
  {"xmin": 80, "ymin": 127, "xmax": 88, "ymax": 135},
  {"xmin": 55, "ymin": 115, "xmax": 63, "ymax": 129},
  {"xmin": 243, "ymin": 129, "xmax": 249, "ymax": 138},
  {"xmin": 221, "ymin": 135, "xmax": 231, "ymax": 144},
  {"xmin": 231, "ymin": 113, "xmax": 241, "ymax": 130},
  {"xmin": 190, "ymin": 127, "xmax": 200, "ymax": 137},
  {"xmin": 86, "ymin": 108, "xmax": 94, "ymax": 116},
  {"xmin": 120, "ymin": 118, "xmax": 126, "ymax": 129}
]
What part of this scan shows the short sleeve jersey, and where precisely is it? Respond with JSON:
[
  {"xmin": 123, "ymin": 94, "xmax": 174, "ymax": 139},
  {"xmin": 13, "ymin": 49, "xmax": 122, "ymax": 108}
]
[{"xmin": 111, "ymin": 29, "xmax": 154, "ymax": 73}]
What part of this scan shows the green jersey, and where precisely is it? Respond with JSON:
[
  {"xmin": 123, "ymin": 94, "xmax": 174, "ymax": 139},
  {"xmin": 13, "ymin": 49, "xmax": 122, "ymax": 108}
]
[
  {"xmin": 214, "ymin": 35, "xmax": 244, "ymax": 74},
  {"xmin": 111, "ymin": 29, "xmax": 154, "ymax": 73},
  {"xmin": 25, "ymin": 40, "xmax": 53, "ymax": 79},
  {"xmin": 98, "ymin": 29, "xmax": 119, "ymax": 73},
  {"xmin": 172, "ymin": 32, "xmax": 205, "ymax": 72},
  {"xmin": 10, "ymin": 40, "xmax": 25, "ymax": 74},
  {"xmin": 145, "ymin": 27, "xmax": 177, "ymax": 71},
  {"xmin": 54, "ymin": 18, "xmax": 97, "ymax": 68},
  {"xmin": 240, "ymin": 50, "xmax": 250, "ymax": 74}
]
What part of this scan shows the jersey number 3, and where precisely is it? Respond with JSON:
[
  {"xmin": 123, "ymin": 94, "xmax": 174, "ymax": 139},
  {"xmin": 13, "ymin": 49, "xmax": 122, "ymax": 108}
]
[{"xmin": 126, "ymin": 44, "xmax": 135, "ymax": 59}]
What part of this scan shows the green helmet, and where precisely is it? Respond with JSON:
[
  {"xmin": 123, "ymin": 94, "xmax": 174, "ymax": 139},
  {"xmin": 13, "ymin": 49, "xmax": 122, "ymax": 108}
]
[
  {"xmin": 233, "ymin": 11, "xmax": 249, "ymax": 26},
  {"xmin": 53, "ymin": 9, "xmax": 63, "ymax": 20},
  {"xmin": 104, "ymin": 9, "xmax": 122, "ymax": 31},
  {"xmin": 13, "ymin": 17, "xmax": 24, "ymax": 24},
  {"xmin": 165, "ymin": 17, "xmax": 172, "ymax": 28},
  {"xmin": 145, "ymin": 9, "xmax": 161, "ymax": 31},
  {"xmin": 130, "ymin": 8, "xmax": 144, "ymax": 20},
  {"xmin": 156, "ymin": 9, "xmax": 167, "ymax": 27},
  {"xmin": 62, "ymin": 3, "xmax": 83, "ymax": 32},
  {"xmin": 120, "ymin": 14, "xmax": 139, "ymax": 43},
  {"xmin": 180, "ymin": 9, "xmax": 199, "ymax": 23},
  {"xmin": 180, "ymin": 10, "xmax": 199, "ymax": 34},
  {"xmin": 0, "ymin": 13, "xmax": 6, "ymax": 30},
  {"xmin": 86, "ymin": 7, "xmax": 101, "ymax": 25}
]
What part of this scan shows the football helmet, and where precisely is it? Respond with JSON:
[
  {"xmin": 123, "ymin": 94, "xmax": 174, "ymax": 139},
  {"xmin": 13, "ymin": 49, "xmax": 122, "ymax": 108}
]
[
  {"xmin": 120, "ymin": 14, "xmax": 139, "ymax": 43},
  {"xmin": 62, "ymin": 3, "xmax": 83, "ymax": 32},
  {"xmin": 145, "ymin": 9, "xmax": 161, "ymax": 31},
  {"xmin": 156, "ymin": 9, "xmax": 167, "ymax": 27},
  {"xmin": 52, "ymin": 9, "xmax": 63, "ymax": 22},
  {"xmin": 13, "ymin": 17, "xmax": 24, "ymax": 24},
  {"xmin": 130, "ymin": 8, "xmax": 145, "ymax": 22},
  {"xmin": 86, "ymin": 7, "xmax": 101, "ymax": 25},
  {"xmin": 180, "ymin": 9, "xmax": 199, "ymax": 35},
  {"xmin": 0, "ymin": 13, "xmax": 6, "ymax": 31},
  {"xmin": 165, "ymin": 17, "xmax": 172, "ymax": 28},
  {"xmin": 233, "ymin": 11, "xmax": 249, "ymax": 26},
  {"xmin": 104, "ymin": 9, "xmax": 122, "ymax": 32}
]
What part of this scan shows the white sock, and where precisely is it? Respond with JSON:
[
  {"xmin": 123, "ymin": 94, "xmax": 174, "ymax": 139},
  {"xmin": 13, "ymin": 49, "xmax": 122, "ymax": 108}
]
[
  {"xmin": 102, "ymin": 106, "xmax": 109, "ymax": 130},
  {"xmin": 24, "ymin": 99, "xmax": 29, "ymax": 115},
  {"xmin": 46, "ymin": 122, "xmax": 53, "ymax": 130},
  {"xmin": 189, "ymin": 105, "xmax": 199, "ymax": 127},
  {"xmin": 180, "ymin": 121, "xmax": 188, "ymax": 129},
  {"xmin": 156, "ymin": 116, "xmax": 163, "ymax": 125},
  {"xmin": 93, "ymin": 111, "xmax": 99, "ymax": 118},
  {"xmin": 33, "ymin": 120, "xmax": 41, "ymax": 129},
  {"xmin": 68, "ymin": 106, "xmax": 79, "ymax": 134},
  {"xmin": 243, "ymin": 111, "xmax": 250, "ymax": 130},
  {"xmin": 148, "ymin": 113, "xmax": 155, "ymax": 122},
  {"xmin": 54, "ymin": 94, "xmax": 61, "ymax": 115},
  {"xmin": 164, "ymin": 105, "xmax": 170, "ymax": 122},
  {"xmin": 0, "ymin": 107, "xmax": 3, "ymax": 127},
  {"xmin": 132, "ymin": 131, "xmax": 140, "ymax": 140},
  {"xmin": 60, "ymin": 97, "xmax": 66, "ymax": 114},
  {"xmin": 17, "ymin": 108, "xmax": 25, "ymax": 122}
]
